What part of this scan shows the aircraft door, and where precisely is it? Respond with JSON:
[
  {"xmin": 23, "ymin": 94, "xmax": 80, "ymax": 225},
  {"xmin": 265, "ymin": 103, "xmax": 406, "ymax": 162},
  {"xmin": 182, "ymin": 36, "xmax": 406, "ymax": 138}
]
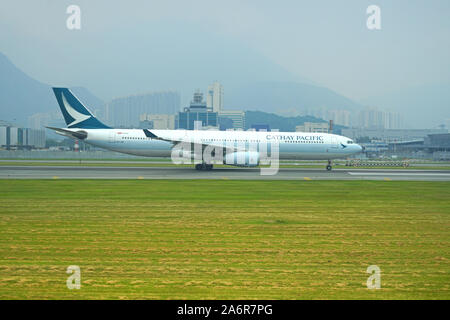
[
  {"xmin": 108, "ymin": 130, "xmax": 117, "ymax": 143},
  {"xmin": 330, "ymin": 136, "xmax": 338, "ymax": 148}
]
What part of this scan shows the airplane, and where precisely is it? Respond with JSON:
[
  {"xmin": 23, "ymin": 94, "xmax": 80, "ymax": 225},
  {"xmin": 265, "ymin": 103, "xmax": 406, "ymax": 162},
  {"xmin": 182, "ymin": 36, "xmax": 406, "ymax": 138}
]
[{"xmin": 47, "ymin": 87, "xmax": 363, "ymax": 171}]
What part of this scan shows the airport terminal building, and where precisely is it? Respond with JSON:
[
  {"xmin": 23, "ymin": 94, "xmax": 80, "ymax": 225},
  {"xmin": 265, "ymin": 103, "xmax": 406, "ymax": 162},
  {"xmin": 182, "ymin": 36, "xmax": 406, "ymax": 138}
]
[
  {"xmin": 176, "ymin": 91, "xmax": 218, "ymax": 130},
  {"xmin": 359, "ymin": 133, "xmax": 450, "ymax": 160}
]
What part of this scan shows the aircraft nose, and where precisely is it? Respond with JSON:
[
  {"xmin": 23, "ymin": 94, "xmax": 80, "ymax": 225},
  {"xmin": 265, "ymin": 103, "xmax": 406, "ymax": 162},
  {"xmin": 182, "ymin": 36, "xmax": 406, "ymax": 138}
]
[{"xmin": 357, "ymin": 144, "xmax": 364, "ymax": 153}]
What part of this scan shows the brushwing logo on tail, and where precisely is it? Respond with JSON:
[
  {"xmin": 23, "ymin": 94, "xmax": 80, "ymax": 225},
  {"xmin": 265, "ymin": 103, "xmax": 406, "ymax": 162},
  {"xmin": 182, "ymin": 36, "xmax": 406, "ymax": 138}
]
[{"xmin": 61, "ymin": 92, "xmax": 91, "ymax": 127}]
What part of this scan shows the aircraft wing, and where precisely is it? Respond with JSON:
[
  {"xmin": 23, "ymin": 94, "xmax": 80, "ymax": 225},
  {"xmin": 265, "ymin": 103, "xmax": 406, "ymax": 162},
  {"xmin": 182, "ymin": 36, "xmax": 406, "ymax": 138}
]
[{"xmin": 143, "ymin": 129, "xmax": 247, "ymax": 152}]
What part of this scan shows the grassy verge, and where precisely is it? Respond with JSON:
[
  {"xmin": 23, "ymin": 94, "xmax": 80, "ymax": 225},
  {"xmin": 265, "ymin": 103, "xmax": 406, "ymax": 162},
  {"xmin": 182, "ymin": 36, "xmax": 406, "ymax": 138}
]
[
  {"xmin": 0, "ymin": 180, "xmax": 449, "ymax": 299},
  {"xmin": 1, "ymin": 161, "xmax": 450, "ymax": 170}
]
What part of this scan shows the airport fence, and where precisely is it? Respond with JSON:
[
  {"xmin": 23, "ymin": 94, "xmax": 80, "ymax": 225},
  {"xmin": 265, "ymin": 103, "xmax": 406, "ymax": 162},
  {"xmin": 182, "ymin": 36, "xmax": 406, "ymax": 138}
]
[
  {"xmin": 0, "ymin": 150, "xmax": 149, "ymax": 160},
  {"xmin": 345, "ymin": 159, "xmax": 410, "ymax": 167}
]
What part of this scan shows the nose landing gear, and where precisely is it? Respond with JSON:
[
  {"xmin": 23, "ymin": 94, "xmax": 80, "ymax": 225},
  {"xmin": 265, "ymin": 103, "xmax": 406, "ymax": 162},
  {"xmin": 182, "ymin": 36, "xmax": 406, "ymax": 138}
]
[{"xmin": 326, "ymin": 160, "xmax": 332, "ymax": 171}]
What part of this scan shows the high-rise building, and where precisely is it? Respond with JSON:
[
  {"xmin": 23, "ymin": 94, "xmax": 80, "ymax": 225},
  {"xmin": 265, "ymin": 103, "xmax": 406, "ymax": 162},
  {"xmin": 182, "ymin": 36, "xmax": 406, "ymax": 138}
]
[
  {"xmin": 0, "ymin": 126, "xmax": 7, "ymax": 147},
  {"xmin": 384, "ymin": 111, "xmax": 403, "ymax": 129},
  {"xmin": 296, "ymin": 122, "xmax": 329, "ymax": 133},
  {"xmin": 28, "ymin": 111, "xmax": 66, "ymax": 130},
  {"xmin": 25, "ymin": 128, "xmax": 46, "ymax": 148},
  {"xmin": 358, "ymin": 108, "xmax": 386, "ymax": 129},
  {"xmin": 218, "ymin": 110, "xmax": 245, "ymax": 130},
  {"xmin": 0, "ymin": 125, "xmax": 45, "ymax": 149},
  {"xmin": 328, "ymin": 110, "xmax": 351, "ymax": 127},
  {"xmin": 206, "ymin": 82, "xmax": 224, "ymax": 113},
  {"xmin": 28, "ymin": 113, "xmax": 51, "ymax": 129},
  {"xmin": 357, "ymin": 108, "xmax": 403, "ymax": 129},
  {"xmin": 106, "ymin": 91, "xmax": 180, "ymax": 128},
  {"xmin": 139, "ymin": 114, "xmax": 175, "ymax": 129}
]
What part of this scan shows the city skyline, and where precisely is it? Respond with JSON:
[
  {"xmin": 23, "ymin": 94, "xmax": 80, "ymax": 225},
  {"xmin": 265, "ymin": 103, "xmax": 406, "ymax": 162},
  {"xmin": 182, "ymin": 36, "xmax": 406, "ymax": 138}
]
[
  {"xmin": 1, "ymin": 1, "xmax": 449, "ymax": 129},
  {"xmin": 21, "ymin": 81, "xmax": 418, "ymax": 132}
]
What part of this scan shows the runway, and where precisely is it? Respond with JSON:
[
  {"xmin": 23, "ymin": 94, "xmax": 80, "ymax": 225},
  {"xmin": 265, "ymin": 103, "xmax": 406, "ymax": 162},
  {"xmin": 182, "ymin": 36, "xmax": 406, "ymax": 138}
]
[{"xmin": 1, "ymin": 165, "xmax": 450, "ymax": 181}]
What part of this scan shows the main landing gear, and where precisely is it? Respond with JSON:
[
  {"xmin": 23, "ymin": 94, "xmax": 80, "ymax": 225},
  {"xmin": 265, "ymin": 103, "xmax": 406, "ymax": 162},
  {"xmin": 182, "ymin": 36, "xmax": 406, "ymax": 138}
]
[
  {"xmin": 326, "ymin": 160, "xmax": 332, "ymax": 171},
  {"xmin": 195, "ymin": 163, "xmax": 213, "ymax": 171}
]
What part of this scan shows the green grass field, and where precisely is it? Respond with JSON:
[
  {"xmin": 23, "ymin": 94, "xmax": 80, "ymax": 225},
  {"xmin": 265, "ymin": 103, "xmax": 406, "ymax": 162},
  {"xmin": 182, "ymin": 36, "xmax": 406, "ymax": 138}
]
[{"xmin": 0, "ymin": 180, "xmax": 449, "ymax": 299}]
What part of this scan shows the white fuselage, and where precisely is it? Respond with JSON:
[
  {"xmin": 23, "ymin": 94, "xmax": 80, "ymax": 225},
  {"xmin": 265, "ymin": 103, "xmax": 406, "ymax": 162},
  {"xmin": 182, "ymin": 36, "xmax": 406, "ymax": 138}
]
[{"xmin": 71, "ymin": 129, "xmax": 362, "ymax": 160}]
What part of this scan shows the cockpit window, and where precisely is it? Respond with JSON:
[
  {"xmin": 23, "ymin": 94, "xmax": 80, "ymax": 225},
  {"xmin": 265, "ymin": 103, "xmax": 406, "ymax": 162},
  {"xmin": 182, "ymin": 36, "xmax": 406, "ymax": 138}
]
[{"xmin": 347, "ymin": 140, "xmax": 353, "ymax": 144}]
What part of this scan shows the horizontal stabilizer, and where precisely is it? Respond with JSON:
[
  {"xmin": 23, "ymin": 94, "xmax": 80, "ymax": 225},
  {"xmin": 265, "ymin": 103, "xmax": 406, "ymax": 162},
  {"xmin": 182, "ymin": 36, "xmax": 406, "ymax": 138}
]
[{"xmin": 46, "ymin": 126, "xmax": 88, "ymax": 140}]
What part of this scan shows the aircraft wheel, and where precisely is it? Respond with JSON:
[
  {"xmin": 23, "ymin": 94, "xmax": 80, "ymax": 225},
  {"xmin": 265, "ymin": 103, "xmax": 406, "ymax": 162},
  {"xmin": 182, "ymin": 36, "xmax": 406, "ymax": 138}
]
[{"xmin": 195, "ymin": 163, "xmax": 213, "ymax": 171}]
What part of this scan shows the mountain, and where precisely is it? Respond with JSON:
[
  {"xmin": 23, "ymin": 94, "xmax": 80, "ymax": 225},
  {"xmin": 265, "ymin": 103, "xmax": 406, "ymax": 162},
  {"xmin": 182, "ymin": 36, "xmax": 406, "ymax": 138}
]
[
  {"xmin": 361, "ymin": 84, "xmax": 450, "ymax": 129},
  {"xmin": 0, "ymin": 52, "xmax": 54, "ymax": 125},
  {"xmin": 244, "ymin": 111, "xmax": 347, "ymax": 133},
  {"xmin": 227, "ymin": 81, "xmax": 362, "ymax": 114},
  {"xmin": 1, "ymin": 48, "xmax": 363, "ymax": 129},
  {"xmin": 244, "ymin": 111, "xmax": 325, "ymax": 132},
  {"xmin": 1, "ymin": 49, "xmax": 363, "ymax": 127},
  {"xmin": 0, "ymin": 52, "xmax": 104, "ymax": 126},
  {"xmin": 3, "ymin": 22, "xmax": 311, "ymax": 104}
]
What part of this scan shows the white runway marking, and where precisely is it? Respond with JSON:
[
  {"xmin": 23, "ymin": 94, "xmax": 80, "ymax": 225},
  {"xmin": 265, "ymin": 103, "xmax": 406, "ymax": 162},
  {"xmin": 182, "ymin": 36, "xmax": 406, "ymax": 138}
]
[
  {"xmin": 348, "ymin": 172, "xmax": 450, "ymax": 176},
  {"xmin": 1, "ymin": 166, "xmax": 450, "ymax": 181}
]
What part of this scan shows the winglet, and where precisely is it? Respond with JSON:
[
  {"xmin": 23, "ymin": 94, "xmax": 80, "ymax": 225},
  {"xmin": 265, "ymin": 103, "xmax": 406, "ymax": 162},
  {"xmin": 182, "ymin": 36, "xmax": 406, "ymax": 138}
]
[{"xmin": 143, "ymin": 129, "xmax": 158, "ymax": 139}]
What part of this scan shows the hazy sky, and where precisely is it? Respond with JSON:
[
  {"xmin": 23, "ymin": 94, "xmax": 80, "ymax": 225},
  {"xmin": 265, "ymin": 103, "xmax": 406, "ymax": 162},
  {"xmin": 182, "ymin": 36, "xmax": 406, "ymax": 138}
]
[{"xmin": 1, "ymin": 0, "xmax": 449, "ymax": 102}]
